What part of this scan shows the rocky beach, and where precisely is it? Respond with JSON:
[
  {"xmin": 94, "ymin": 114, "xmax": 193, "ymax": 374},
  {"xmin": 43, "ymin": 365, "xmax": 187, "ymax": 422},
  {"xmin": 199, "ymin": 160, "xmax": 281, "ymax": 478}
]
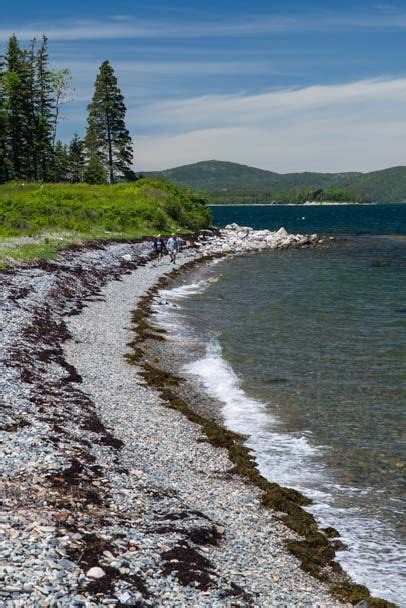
[{"xmin": 1, "ymin": 227, "xmax": 387, "ymax": 607}]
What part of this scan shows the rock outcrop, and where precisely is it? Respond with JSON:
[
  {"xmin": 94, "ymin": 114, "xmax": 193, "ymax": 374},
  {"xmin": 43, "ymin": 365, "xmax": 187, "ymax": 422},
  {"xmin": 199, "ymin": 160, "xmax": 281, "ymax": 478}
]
[{"xmin": 195, "ymin": 224, "xmax": 320, "ymax": 255}]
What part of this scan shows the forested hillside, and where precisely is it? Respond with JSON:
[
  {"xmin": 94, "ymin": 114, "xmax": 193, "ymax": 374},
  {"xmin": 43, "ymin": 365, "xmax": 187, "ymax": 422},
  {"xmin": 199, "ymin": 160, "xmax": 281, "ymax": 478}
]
[{"xmin": 145, "ymin": 160, "xmax": 406, "ymax": 203}]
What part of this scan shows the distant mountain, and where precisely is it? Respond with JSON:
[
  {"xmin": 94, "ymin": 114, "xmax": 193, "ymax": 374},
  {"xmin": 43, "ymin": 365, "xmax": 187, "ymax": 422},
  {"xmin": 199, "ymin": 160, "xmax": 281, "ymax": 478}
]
[{"xmin": 144, "ymin": 160, "xmax": 406, "ymax": 203}]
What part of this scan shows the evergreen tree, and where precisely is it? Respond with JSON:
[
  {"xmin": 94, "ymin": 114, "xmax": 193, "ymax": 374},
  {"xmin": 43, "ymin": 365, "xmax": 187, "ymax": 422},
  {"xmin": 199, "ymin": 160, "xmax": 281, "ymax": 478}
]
[
  {"xmin": 35, "ymin": 35, "xmax": 54, "ymax": 180},
  {"xmin": 85, "ymin": 60, "xmax": 133, "ymax": 183},
  {"xmin": 0, "ymin": 53, "xmax": 10, "ymax": 183},
  {"xmin": 25, "ymin": 38, "xmax": 40, "ymax": 180},
  {"xmin": 50, "ymin": 140, "xmax": 69, "ymax": 182},
  {"xmin": 83, "ymin": 153, "xmax": 107, "ymax": 184},
  {"xmin": 68, "ymin": 134, "xmax": 85, "ymax": 183},
  {"xmin": 5, "ymin": 35, "xmax": 28, "ymax": 178},
  {"xmin": 3, "ymin": 35, "xmax": 45, "ymax": 180}
]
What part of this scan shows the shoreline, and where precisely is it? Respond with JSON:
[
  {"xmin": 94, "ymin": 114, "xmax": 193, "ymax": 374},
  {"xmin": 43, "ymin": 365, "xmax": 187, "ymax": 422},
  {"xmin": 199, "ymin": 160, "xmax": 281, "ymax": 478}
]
[
  {"xmin": 0, "ymin": 232, "xmax": 395, "ymax": 606},
  {"xmin": 126, "ymin": 254, "xmax": 395, "ymax": 608},
  {"xmin": 208, "ymin": 203, "xmax": 380, "ymax": 207}
]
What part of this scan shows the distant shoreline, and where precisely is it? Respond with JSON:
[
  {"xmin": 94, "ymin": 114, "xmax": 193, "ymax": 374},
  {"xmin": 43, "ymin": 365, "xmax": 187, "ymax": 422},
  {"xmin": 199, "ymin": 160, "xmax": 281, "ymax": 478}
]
[
  {"xmin": 209, "ymin": 202, "xmax": 378, "ymax": 206},
  {"xmin": 209, "ymin": 201, "xmax": 406, "ymax": 206}
]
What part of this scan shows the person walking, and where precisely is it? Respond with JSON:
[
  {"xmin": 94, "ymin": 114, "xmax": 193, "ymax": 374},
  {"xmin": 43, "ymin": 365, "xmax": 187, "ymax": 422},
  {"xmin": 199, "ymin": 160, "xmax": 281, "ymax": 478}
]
[
  {"xmin": 167, "ymin": 233, "xmax": 180, "ymax": 264},
  {"xmin": 153, "ymin": 234, "xmax": 166, "ymax": 263}
]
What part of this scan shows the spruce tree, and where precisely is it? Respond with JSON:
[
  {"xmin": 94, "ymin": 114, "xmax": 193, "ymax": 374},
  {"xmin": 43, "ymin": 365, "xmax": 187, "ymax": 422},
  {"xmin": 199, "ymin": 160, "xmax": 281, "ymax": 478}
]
[
  {"xmin": 35, "ymin": 35, "xmax": 54, "ymax": 180},
  {"xmin": 83, "ymin": 153, "xmax": 107, "ymax": 184},
  {"xmin": 3, "ymin": 35, "xmax": 45, "ymax": 180},
  {"xmin": 0, "ymin": 53, "xmax": 10, "ymax": 183},
  {"xmin": 26, "ymin": 38, "xmax": 39, "ymax": 180},
  {"xmin": 50, "ymin": 140, "xmax": 69, "ymax": 182},
  {"xmin": 68, "ymin": 134, "xmax": 85, "ymax": 183},
  {"xmin": 85, "ymin": 60, "xmax": 133, "ymax": 183},
  {"xmin": 5, "ymin": 35, "xmax": 28, "ymax": 178}
]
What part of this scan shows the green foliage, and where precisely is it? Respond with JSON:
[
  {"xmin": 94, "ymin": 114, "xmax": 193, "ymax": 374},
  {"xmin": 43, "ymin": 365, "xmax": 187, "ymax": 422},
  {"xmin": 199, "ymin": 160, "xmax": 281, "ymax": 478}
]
[
  {"xmin": 35, "ymin": 35, "xmax": 54, "ymax": 180},
  {"xmin": 0, "ymin": 36, "xmax": 134, "ymax": 187},
  {"xmin": 49, "ymin": 140, "xmax": 70, "ymax": 182},
  {"xmin": 0, "ymin": 55, "xmax": 10, "ymax": 182},
  {"xmin": 146, "ymin": 160, "xmax": 406, "ymax": 203},
  {"xmin": 1, "ymin": 35, "xmax": 57, "ymax": 182},
  {"xmin": 68, "ymin": 134, "xmax": 86, "ymax": 183},
  {"xmin": 206, "ymin": 187, "xmax": 368, "ymax": 205},
  {"xmin": 85, "ymin": 60, "xmax": 133, "ymax": 184},
  {"xmin": 83, "ymin": 153, "xmax": 107, "ymax": 185},
  {"xmin": 0, "ymin": 179, "xmax": 211, "ymax": 239}
]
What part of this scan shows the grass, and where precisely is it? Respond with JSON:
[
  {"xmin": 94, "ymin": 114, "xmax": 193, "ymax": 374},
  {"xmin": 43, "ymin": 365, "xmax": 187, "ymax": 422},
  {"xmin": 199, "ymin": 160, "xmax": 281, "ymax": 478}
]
[{"xmin": 0, "ymin": 179, "xmax": 211, "ymax": 267}]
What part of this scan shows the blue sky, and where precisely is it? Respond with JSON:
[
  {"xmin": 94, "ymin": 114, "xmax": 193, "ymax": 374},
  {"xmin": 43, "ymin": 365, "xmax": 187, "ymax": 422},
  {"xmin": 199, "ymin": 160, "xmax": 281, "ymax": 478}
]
[{"xmin": 2, "ymin": 0, "xmax": 406, "ymax": 171}]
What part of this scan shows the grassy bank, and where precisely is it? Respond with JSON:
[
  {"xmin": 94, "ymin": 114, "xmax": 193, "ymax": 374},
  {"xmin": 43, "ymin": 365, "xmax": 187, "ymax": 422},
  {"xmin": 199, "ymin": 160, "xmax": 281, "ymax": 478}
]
[{"xmin": 0, "ymin": 179, "xmax": 211, "ymax": 266}]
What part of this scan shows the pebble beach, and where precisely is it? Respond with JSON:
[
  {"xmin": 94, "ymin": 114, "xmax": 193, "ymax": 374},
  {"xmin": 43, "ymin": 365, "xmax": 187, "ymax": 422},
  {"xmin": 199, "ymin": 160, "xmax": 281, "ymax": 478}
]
[{"xmin": 0, "ymin": 228, "xmax": 365, "ymax": 607}]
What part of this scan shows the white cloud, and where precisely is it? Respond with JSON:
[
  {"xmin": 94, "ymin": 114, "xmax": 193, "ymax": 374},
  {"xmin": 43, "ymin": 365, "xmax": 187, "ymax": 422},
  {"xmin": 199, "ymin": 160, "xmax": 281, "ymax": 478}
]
[
  {"xmin": 52, "ymin": 58, "xmax": 280, "ymax": 78},
  {"xmin": 132, "ymin": 79, "xmax": 406, "ymax": 130},
  {"xmin": 5, "ymin": 9, "xmax": 406, "ymax": 42},
  {"xmin": 133, "ymin": 78, "xmax": 406, "ymax": 172}
]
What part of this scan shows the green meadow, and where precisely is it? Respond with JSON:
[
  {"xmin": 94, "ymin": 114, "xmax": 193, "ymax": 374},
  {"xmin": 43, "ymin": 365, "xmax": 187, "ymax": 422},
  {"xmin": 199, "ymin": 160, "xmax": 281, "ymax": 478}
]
[{"xmin": 0, "ymin": 179, "xmax": 211, "ymax": 267}]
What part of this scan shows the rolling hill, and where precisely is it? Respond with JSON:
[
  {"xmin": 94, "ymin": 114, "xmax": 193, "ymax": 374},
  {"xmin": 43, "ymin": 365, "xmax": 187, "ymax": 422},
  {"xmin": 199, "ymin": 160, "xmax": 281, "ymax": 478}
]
[{"xmin": 144, "ymin": 160, "xmax": 406, "ymax": 203}]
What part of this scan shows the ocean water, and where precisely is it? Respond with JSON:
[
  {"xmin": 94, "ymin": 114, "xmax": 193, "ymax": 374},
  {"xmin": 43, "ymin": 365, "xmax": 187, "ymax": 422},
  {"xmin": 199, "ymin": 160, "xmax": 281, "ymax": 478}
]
[
  {"xmin": 211, "ymin": 202, "xmax": 406, "ymax": 235},
  {"xmin": 151, "ymin": 205, "xmax": 406, "ymax": 605}
]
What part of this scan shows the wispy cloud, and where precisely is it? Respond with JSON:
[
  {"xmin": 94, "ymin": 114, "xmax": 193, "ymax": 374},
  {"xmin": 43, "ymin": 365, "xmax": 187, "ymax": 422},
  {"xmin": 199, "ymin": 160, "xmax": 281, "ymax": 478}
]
[
  {"xmin": 4, "ymin": 9, "xmax": 406, "ymax": 42},
  {"xmin": 133, "ymin": 78, "xmax": 406, "ymax": 172},
  {"xmin": 133, "ymin": 78, "xmax": 406, "ymax": 131},
  {"xmin": 52, "ymin": 58, "xmax": 282, "ymax": 78}
]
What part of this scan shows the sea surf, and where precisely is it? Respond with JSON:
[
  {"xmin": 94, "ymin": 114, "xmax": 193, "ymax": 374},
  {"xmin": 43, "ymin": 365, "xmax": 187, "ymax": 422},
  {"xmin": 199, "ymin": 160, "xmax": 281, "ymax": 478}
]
[{"xmin": 149, "ymin": 206, "xmax": 406, "ymax": 605}]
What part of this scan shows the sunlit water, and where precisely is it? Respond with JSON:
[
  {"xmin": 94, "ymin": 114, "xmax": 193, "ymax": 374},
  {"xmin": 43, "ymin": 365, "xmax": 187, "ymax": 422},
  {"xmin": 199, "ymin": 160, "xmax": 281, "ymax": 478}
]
[{"xmin": 151, "ymin": 205, "xmax": 406, "ymax": 604}]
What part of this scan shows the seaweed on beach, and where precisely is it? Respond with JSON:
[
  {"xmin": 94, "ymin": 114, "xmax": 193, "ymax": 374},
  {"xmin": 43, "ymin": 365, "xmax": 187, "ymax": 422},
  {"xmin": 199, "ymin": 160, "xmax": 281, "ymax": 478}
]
[
  {"xmin": 160, "ymin": 541, "xmax": 216, "ymax": 590},
  {"xmin": 126, "ymin": 255, "xmax": 397, "ymax": 608}
]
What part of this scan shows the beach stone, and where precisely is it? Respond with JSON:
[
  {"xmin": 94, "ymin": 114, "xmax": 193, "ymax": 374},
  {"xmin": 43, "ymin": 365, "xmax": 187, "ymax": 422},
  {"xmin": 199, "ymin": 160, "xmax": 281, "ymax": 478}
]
[
  {"xmin": 0, "ymin": 234, "xmax": 344, "ymax": 608},
  {"xmin": 58, "ymin": 558, "xmax": 77, "ymax": 570},
  {"xmin": 86, "ymin": 566, "xmax": 106, "ymax": 579},
  {"xmin": 118, "ymin": 591, "xmax": 132, "ymax": 603},
  {"xmin": 276, "ymin": 227, "xmax": 288, "ymax": 238}
]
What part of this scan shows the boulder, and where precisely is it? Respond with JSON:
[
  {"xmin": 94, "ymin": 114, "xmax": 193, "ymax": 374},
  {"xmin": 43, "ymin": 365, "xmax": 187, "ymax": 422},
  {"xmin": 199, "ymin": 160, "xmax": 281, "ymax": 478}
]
[{"xmin": 275, "ymin": 227, "xmax": 288, "ymax": 238}]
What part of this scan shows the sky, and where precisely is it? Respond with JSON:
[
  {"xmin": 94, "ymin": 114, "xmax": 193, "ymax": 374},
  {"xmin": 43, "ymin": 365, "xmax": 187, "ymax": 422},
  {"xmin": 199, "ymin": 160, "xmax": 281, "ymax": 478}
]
[{"xmin": 2, "ymin": 0, "xmax": 406, "ymax": 172}]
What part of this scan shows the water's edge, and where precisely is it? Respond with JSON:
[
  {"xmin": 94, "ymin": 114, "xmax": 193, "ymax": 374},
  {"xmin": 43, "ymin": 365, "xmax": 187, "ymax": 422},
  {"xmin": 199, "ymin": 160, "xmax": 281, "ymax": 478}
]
[{"xmin": 126, "ymin": 251, "xmax": 396, "ymax": 608}]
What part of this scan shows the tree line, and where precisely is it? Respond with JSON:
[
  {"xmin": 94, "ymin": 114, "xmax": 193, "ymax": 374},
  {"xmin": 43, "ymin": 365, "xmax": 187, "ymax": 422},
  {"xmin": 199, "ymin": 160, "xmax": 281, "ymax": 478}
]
[
  {"xmin": 0, "ymin": 34, "xmax": 134, "ymax": 185},
  {"xmin": 207, "ymin": 187, "xmax": 370, "ymax": 205}
]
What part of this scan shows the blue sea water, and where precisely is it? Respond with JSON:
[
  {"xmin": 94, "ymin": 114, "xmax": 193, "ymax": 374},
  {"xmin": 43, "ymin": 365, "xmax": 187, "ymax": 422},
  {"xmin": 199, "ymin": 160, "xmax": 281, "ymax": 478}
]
[
  {"xmin": 211, "ymin": 202, "xmax": 406, "ymax": 236},
  {"xmin": 153, "ymin": 204, "xmax": 406, "ymax": 605}
]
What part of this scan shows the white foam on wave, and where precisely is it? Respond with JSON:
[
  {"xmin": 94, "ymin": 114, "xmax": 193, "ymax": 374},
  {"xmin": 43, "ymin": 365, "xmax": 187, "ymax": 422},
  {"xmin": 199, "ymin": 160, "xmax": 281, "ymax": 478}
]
[
  {"xmin": 151, "ymin": 274, "xmax": 406, "ymax": 604},
  {"xmin": 183, "ymin": 339, "xmax": 406, "ymax": 604},
  {"xmin": 184, "ymin": 339, "xmax": 323, "ymax": 490},
  {"xmin": 159, "ymin": 280, "xmax": 210, "ymax": 300},
  {"xmin": 150, "ymin": 280, "xmax": 213, "ymax": 337}
]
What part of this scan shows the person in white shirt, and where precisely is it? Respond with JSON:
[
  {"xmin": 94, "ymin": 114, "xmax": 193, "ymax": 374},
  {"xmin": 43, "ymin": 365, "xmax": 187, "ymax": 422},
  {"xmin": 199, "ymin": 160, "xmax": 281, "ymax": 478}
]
[{"xmin": 167, "ymin": 234, "xmax": 179, "ymax": 263}]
